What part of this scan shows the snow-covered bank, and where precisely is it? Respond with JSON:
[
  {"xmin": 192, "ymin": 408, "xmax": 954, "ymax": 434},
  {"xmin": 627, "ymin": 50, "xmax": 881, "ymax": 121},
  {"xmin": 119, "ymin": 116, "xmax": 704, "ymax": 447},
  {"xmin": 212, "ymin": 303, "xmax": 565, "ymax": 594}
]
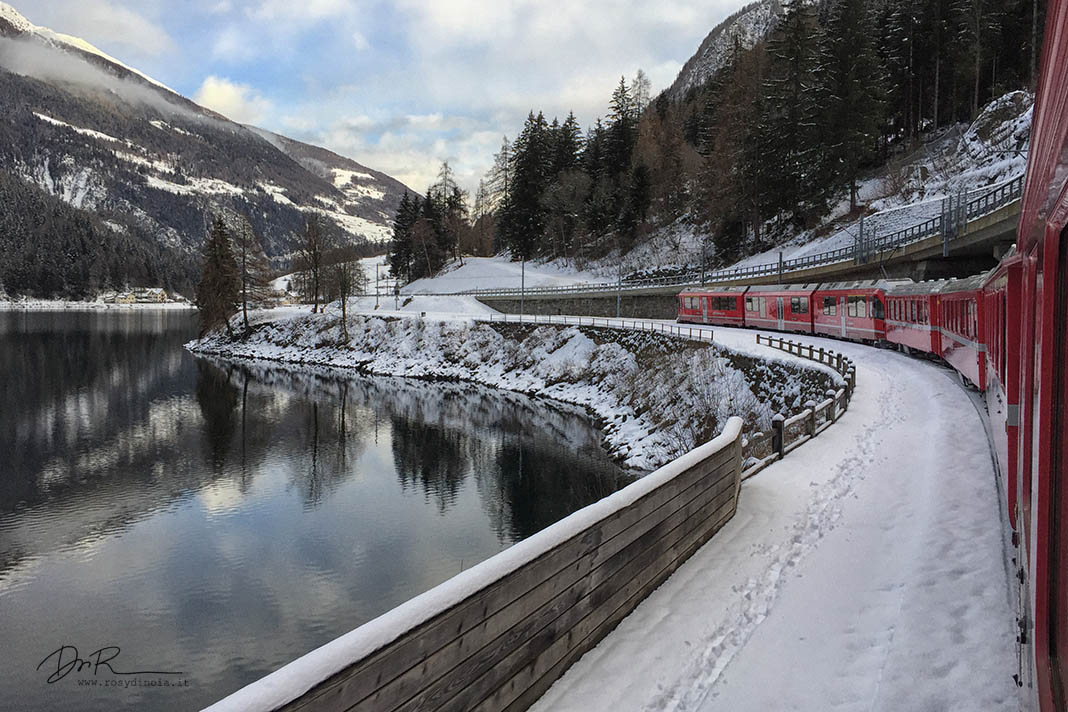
[
  {"xmin": 530, "ymin": 324, "xmax": 1016, "ymax": 712},
  {"xmin": 186, "ymin": 313, "xmax": 832, "ymax": 471}
]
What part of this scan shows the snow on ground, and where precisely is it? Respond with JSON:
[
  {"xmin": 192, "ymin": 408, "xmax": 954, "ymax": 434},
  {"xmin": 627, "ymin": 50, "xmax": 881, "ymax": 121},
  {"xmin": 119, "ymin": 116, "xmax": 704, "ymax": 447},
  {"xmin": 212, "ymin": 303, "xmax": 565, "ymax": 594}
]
[
  {"xmin": 402, "ymin": 255, "xmax": 610, "ymax": 294},
  {"xmin": 530, "ymin": 324, "xmax": 1017, "ymax": 712}
]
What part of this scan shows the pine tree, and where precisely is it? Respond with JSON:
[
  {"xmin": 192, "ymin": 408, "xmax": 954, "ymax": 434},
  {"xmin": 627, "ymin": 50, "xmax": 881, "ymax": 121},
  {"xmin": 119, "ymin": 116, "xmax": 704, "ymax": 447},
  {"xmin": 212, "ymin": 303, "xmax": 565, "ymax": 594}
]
[
  {"xmin": 754, "ymin": 0, "xmax": 830, "ymax": 226},
  {"xmin": 388, "ymin": 191, "xmax": 420, "ymax": 283},
  {"xmin": 486, "ymin": 136, "xmax": 513, "ymax": 213},
  {"xmin": 823, "ymin": 0, "xmax": 886, "ymax": 212},
  {"xmin": 497, "ymin": 111, "xmax": 551, "ymax": 260},
  {"xmin": 552, "ymin": 112, "xmax": 584, "ymax": 176},
  {"xmin": 195, "ymin": 217, "xmax": 240, "ymax": 336}
]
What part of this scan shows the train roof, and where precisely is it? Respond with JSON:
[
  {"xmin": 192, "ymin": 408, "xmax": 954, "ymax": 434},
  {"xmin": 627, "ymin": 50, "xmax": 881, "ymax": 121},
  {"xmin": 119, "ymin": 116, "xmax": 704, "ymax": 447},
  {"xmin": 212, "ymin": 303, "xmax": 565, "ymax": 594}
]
[
  {"xmin": 938, "ymin": 270, "xmax": 995, "ymax": 294},
  {"xmin": 743, "ymin": 283, "xmax": 819, "ymax": 293},
  {"xmin": 817, "ymin": 279, "xmax": 912, "ymax": 292},
  {"xmin": 677, "ymin": 285, "xmax": 749, "ymax": 296},
  {"xmin": 885, "ymin": 279, "xmax": 948, "ymax": 296}
]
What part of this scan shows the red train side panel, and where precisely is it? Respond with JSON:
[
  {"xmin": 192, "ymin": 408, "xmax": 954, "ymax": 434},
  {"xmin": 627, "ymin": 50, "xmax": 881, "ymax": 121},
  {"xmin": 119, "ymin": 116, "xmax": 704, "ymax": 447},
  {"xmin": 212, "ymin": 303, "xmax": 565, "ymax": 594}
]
[
  {"xmin": 885, "ymin": 281, "xmax": 942, "ymax": 355},
  {"xmin": 742, "ymin": 284, "xmax": 817, "ymax": 333},
  {"xmin": 811, "ymin": 280, "xmax": 897, "ymax": 342},
  {"xmin": 1012, "ymin": 0, "xmax": 1068, "ymax": 705},
  {"xmin": 677, "ymin": 287, "xmax": 747, "ymax": 326},
  {"xmin": 983, "ymin": 254, "xmax": 1022, "ymax": 531},
  {"xmin": 936, "ymin": 274, "xmax": 988, "ymax": 391}
]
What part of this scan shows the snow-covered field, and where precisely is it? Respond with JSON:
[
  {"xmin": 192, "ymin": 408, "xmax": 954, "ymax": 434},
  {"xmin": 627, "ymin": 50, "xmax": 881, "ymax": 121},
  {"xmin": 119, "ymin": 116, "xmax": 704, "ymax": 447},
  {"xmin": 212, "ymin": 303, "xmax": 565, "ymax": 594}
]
[
  {"xmin": 530, "ymin": 324, "xmax": 1017, "ymax": 712},
  {"xmin": 402, "ymin": 255, "xmax": 609, "ymax": 294}
]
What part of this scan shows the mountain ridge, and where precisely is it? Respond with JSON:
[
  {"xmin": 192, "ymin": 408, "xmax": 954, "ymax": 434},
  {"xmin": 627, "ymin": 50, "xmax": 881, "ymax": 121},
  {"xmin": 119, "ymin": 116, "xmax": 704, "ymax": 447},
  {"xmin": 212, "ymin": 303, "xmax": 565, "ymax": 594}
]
[{"xmin": 0, "ymin": 1, "xmax": 416, "ymax": 298}]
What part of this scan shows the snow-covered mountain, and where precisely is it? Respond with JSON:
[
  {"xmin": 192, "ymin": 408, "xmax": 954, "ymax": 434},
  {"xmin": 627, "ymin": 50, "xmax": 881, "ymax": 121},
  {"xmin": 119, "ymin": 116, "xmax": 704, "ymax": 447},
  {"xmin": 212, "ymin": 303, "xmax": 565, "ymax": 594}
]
[
  {"xmin": 0, "ymin": 2, "xmax": 412, "ymax": 268},
  {"xmin": 667, "ymin": 0, "xmax": 782, "ymax": 100}
]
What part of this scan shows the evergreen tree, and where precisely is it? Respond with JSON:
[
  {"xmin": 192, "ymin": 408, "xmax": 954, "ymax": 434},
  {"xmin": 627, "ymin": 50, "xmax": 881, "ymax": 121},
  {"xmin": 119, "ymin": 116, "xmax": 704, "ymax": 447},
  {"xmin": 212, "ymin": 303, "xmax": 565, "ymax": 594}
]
[
  {"xmin": 822, "ymin": 0, "xmax": 886, "ymax": 211},
  {"xmin": 195, "ymin": 217, "xmax": 240, "ymax": 336},
  {"xmin": 486, "ymin": 136, "xmax": 514, "ymax": 213},
  {"xmin": 552, "ymin": 112, "xmax": 584, "ymax": 176},
  {"xmin": 755, "ymin": 0, "xmax": 830, "ymax": 226},
  {"xmin": 497, "ymin": 111, "xmax": 551, "ymax": 260},
  {"xmin": 388, "ymin": 191, "xmax": 420, "ymax": 283}
]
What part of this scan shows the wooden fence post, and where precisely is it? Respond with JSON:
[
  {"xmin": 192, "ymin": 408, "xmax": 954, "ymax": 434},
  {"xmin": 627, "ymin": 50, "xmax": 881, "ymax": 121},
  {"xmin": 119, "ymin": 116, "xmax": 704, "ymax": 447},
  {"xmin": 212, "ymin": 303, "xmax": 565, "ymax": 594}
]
[
  {"xmin": 847, "ymin": 366, "xmax": 856, "ymax": 398},
  {"xmin": 826, "ymin": 389, "xmax": 837, "ymax": 422},
  {"xmin": 805, "ymin": 401, "xmax": 817, "ymax": 436},
  {"xmin": 772, "ymin": 414, "xmax": 785, "ymax": 458},
  {"xmin": 835, "ymin": 353, "xmax": 843, "ymax": 373}
]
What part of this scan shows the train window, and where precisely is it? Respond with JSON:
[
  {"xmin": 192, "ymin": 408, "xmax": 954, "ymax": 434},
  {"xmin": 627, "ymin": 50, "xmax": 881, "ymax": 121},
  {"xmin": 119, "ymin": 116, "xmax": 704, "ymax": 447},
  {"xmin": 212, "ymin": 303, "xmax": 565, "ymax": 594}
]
[
  {"xmin": 848, "ymin": 296, "xmax": 866, "ymax": 318},
  {"xmin": 790, "ymin": 296, "xmax": 809, "ymax": 314},
  {"xmin": 745, "ymin": 297, "xmax": 755, "ymax": 311},
  {"xmin": 871, "ymin": 296, "xmax": 884, "ymax": 320},
  {"xmin": 822, "ymin": 296, "xmax": 837, "ymax": 315}
]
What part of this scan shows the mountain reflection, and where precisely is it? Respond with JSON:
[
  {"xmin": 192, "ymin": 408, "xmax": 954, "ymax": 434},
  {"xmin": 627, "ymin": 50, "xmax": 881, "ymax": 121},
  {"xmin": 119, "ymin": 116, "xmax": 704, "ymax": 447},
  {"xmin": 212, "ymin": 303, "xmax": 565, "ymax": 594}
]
[{"xmin": 0, "ymin": 311, "xmax": 630, "ymax": 712}]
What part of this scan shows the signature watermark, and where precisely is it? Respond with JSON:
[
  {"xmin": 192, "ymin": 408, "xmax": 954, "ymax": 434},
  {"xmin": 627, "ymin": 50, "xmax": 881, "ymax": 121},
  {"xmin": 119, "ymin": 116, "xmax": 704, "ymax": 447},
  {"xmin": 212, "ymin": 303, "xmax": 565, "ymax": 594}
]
[{"xmin": 37, "ymin": 645, "xmax": 188, "ymax": 690}]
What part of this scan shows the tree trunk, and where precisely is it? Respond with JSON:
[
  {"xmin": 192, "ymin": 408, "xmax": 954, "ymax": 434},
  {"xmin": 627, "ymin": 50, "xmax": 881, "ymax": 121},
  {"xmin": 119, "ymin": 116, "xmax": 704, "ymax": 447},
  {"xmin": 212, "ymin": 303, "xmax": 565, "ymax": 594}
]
[{"xmin": 934, "ymin": 53, "xmax": 941, "ymax": 131}]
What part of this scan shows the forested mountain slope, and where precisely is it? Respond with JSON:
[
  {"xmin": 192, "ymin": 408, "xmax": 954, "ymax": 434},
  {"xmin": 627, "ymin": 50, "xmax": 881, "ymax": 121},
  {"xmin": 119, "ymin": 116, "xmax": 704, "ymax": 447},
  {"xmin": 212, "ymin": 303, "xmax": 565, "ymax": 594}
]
[{"xmin": 0, "ymin": 2, "xmax": 414, "ymax": 299}]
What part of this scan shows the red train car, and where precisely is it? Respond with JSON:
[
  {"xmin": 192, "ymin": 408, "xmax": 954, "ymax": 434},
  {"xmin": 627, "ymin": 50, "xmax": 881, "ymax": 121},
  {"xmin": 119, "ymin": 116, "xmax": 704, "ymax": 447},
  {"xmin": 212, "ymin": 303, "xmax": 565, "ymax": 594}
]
[
  {"xmin": 982, "ymin": 253, "xmax": 1023, "ymax": 532},
  {"xmin": 811, "ymin": 280, "xmax": 896, "ymax": 342},
  {"xmin": 1013, "ymin": 1, "xmax": 1068, "ymax": 705},
  {"xmin": 884, "ymin": 281, "xmax": 942, "ymax": 355},
  {"xmin": 742, "ymin": 284, "xmax": 817, "ymax": 333},
  {"xmin": 676, "ymin": 287, "xmax": 746, "ymax": 326},
  {"xmin": 934, "ymin": 274, "xmax": 987, "ymax": 391}
]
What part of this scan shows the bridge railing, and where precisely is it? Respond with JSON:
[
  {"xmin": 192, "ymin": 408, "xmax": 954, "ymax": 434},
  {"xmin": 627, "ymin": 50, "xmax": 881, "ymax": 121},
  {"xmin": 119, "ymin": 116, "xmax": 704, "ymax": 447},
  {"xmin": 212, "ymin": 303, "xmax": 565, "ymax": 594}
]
[{"xmin": 460, "ymin": 174, "xmax": 1024, "ymax": 299}]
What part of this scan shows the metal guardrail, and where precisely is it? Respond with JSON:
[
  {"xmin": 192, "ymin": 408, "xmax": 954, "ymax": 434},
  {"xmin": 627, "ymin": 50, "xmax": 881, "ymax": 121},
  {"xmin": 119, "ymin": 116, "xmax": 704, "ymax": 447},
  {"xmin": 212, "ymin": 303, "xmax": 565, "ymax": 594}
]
[{"xmin": 458, "ymin": 174, "xmax": 1024, "ymax": 299}]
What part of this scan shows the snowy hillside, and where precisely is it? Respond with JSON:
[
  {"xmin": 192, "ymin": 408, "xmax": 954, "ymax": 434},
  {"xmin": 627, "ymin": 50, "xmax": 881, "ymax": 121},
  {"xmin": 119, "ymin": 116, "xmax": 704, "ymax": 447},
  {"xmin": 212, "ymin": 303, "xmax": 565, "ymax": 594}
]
[
  {"xmin": 615, "ymin": 90, "xmax": 1032, "ymax": 279},
  {"xmin": 0, "ymin": 1, "xmax": 414, "ymax": 276},
  {"xmin": 402, "ymin": 256, "xmax": 609, "ymax": 294},
  {"xmin": 667, "ymin": 0, "xmax": 781, "ymax": 100}
]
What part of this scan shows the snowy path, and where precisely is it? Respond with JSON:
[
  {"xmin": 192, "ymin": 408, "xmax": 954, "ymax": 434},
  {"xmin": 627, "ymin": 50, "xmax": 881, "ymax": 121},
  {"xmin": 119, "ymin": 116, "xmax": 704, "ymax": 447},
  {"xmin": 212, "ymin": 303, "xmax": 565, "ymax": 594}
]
[{"xmin": 530, "ymin": 325, "xmax": 1018, "ymax": 712}]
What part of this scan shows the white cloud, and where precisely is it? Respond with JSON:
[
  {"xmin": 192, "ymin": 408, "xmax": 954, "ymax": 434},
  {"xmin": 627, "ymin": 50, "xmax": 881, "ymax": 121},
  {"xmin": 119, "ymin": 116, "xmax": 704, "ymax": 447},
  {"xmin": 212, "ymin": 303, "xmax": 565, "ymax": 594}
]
[
  {"xmin": 350, "ymin": 30, "xmax": 370, "ymax": 51},
  {"xmin": 194, "ymin": 75, "xmax": 273, "ymax": 124},
  {"xmin": 22, "ymin": 0, "xmax": 175, "ymax": 58}
]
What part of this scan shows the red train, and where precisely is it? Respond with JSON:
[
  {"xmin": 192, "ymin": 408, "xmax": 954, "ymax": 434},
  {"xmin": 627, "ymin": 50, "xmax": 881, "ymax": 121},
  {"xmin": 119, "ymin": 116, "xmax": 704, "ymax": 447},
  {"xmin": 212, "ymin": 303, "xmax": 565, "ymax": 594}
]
[{"xmin": 677, "ymin": 0, "xmax": 1068, "ymax": 704}]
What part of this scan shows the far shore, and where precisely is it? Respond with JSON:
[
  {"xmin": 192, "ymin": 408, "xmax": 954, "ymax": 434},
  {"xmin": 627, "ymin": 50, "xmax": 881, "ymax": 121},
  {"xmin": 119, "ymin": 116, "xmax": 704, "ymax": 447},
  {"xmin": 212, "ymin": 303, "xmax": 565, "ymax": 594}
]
[{"xmin": 0, "ymin": 300, "xmax": 195, "ymax": 311}]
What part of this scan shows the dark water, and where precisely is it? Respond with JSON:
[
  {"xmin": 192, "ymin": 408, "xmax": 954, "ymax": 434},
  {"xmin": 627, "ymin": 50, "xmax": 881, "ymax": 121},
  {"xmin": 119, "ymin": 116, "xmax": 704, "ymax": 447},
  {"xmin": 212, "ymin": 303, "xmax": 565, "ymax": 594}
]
[{"xmin": 0, "ymin": 310, "xmax": 629, "ymax": 712}]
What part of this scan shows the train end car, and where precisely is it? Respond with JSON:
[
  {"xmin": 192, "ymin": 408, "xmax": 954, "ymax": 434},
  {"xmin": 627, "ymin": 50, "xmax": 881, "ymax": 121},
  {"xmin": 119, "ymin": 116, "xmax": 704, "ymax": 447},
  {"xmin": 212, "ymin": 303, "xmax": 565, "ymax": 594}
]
[
  {"xmin": 811, "ymin": 280, "xmax": 902, "ymax": 342},
  {"xmin": 676, "ymin": 287, "xmax": 747, "ymax": 326},
  {"xmin": 934, "ymin": 274, "xmax": 989, "ymax": 391},
  {"xmin": 741, "ymin": 284, "xmax": 818, "ymax": 333}
]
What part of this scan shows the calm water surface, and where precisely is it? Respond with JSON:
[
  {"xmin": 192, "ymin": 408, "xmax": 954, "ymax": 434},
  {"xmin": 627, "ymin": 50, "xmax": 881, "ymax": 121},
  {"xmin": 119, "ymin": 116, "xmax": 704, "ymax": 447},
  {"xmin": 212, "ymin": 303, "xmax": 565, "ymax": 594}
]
[{"xmin": 0, "ymin": 310, "xmax": 629, "ymax": 711}]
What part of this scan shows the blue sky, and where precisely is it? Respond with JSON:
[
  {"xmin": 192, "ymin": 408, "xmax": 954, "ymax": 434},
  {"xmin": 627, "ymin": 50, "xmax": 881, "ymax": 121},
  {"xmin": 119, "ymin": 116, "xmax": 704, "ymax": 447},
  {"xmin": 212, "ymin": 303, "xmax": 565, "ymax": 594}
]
[{"xmin": 19, "ymin": 0, "xmax": 747, "ymax": 193}]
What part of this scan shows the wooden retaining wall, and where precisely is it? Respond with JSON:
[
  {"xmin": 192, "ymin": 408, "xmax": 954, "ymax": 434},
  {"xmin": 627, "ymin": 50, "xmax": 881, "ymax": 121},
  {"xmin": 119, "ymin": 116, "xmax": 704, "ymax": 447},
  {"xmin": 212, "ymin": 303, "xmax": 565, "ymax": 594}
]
[{"xmin": 207, "ymin": 419, "xmax": 745, "ymax": 712}]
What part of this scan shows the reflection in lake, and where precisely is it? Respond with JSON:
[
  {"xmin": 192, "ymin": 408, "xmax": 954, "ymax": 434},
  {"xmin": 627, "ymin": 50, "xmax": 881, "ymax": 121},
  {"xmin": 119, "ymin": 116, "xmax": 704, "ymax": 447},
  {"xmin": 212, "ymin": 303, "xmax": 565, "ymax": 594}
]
[{"xmin": 0, "ymin": 311, "xmax": 630, "ymax": 711}]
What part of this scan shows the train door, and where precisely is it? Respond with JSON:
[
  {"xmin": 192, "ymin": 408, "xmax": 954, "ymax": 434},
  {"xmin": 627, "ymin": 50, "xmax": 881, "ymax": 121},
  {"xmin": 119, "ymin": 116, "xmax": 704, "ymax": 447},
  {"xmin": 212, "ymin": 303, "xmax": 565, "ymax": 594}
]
[
  {"xmin": 839, "ymin": 296, "xmax": 847, "ymax": 337},
  {"xmin": 776, "ymin": 297, "xmax": 785, "ymax": 330},
  {"xmin": 701, "ymin": 297, "xmax": 708, "ymax": 324}
]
